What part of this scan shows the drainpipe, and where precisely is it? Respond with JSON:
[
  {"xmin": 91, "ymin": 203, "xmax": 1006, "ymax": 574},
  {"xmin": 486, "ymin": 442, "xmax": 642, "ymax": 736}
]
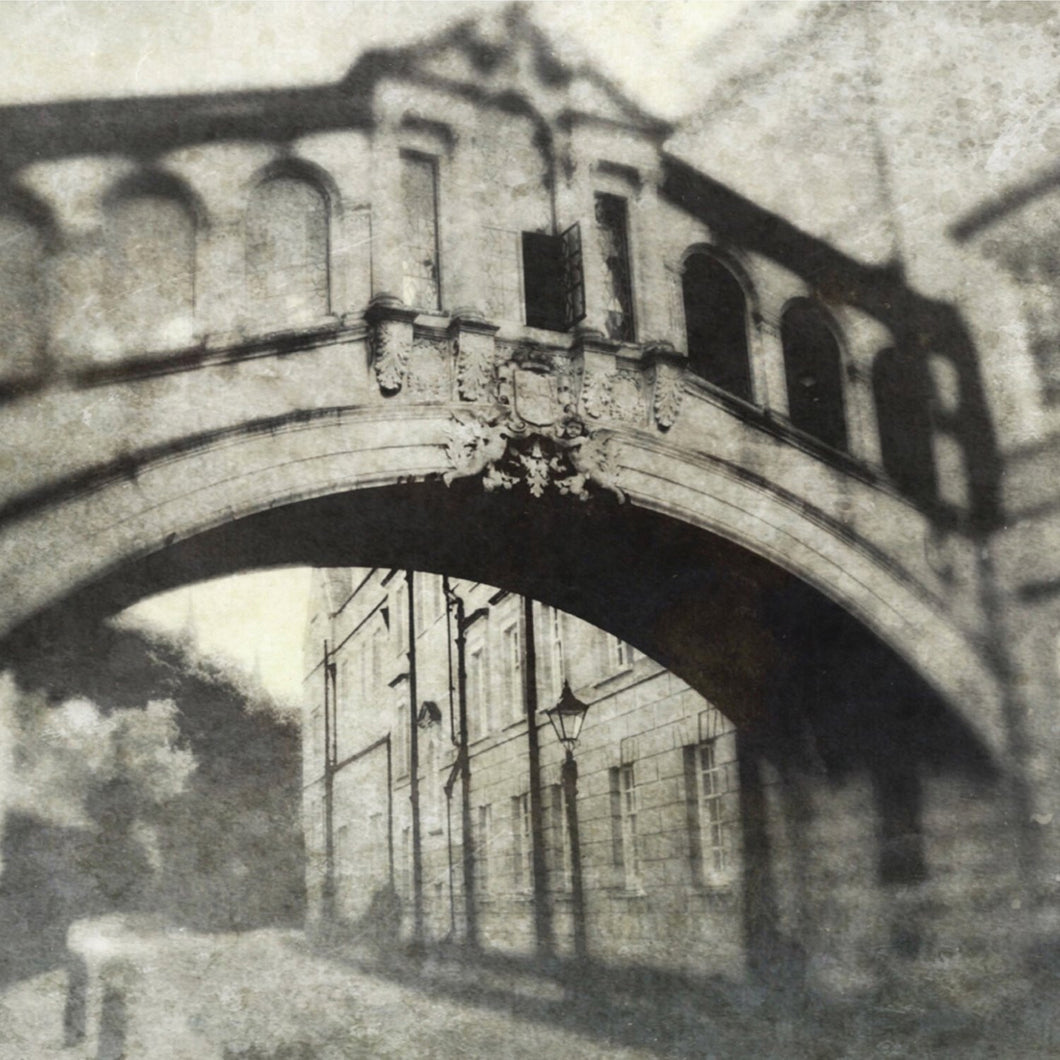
[
  {"xmin": 406, "ymin": 571, "xmax": 424, "ymax": 948},
  {"xmin": 524, "ymin": 597, "xmax": 554, "ymax": 957},
  {"xmin": 322, "ymin": 640, "xmax": 336, "ymax": 926},
  {"xmin": 448, "ymin": 582, "xmax": 482, "ymax": 950}
]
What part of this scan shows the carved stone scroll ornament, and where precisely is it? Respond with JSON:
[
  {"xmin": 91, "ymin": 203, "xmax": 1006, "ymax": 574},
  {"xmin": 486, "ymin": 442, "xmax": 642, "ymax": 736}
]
[
  {"xmin": 652, "ymin": 358, "xmax": 685, "ymax": 431},
  {"xmin": 371, "ymin": 317, "xmax": 410, "ymax": 394},
  {"xmin": 443, "ymin": 408, "xmax": 625, "ymax": 502},
  {"xmin": 366, "ymin": 298, "xmax": 418, "ymax": 396},
  {"xmin": 455, "ymin": 329, "xmax": 495, "ymax": 402}
]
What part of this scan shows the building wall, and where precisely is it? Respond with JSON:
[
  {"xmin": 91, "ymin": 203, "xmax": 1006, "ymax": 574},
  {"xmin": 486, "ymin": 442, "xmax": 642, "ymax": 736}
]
[{"xmin": 302, "ymin": 568, "xmax": 746, "ymax": 977}]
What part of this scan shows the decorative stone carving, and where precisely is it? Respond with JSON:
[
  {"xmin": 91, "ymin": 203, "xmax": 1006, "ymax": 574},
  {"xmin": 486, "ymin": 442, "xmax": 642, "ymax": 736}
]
[
  {"xmin": 611, "ymin": 370, "xmax": 644, "ymax": 421},
  {"xmin": 582, "ymin": 368, "xmax": 645, "ymax": 423},
  {"xmin": 496, "ymin": 351, "xmax": 579, "ymax": 429},
  {"xmin": 443, "ymin": 406, "xmax": 625, "ymax": 502},
  {"xmin": 371, "ymin": 318, "xmax": 408, "ymax": 394},
  {"xmin": 648, "ymin": 348, "xmax": 685, "ymax": 431},
  {"xmin": 406, "ymin": 338, "xmax": 451, "ymax": 401},
  {"xmin": 365, "ymin": 297, "xmax": 417, "ymax": 396},
  {"xmin": 582, "ymin": 370, "xmax": 613, "ymax": 419},
  {"xmin": 454, "ymin": 327, "xmax": 495, "ymax": 402}
]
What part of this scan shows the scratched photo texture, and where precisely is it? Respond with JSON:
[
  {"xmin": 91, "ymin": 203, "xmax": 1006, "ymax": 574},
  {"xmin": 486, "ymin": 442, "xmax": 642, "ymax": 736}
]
[{"xmin": 1, "ymin": 2, "xmax": 1059, "ymax": 1058}]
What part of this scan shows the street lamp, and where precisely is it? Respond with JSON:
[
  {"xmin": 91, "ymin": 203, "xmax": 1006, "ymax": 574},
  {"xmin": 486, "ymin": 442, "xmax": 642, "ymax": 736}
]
[
  {"xmin": 545, "ymin": 681, "xmax": 590, "ymax": 960},
  {"xmin": 545, "ymin": 681, "xmax": 590, "ymax": 755}
]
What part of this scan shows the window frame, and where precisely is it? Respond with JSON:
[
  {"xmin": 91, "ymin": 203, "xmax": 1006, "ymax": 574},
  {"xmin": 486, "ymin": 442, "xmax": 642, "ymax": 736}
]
[
  {"xmin": 680, "ymin": 246, "xmax": 754, "ymax": 403},
  {"xmin": 594, "ymin": 192, "xmax": 635, "ymax": 343},
  {"xmin": 510, "ymin": 792, "xmax": 532, "ymax": 893},
  {"xmin": 609, "ymin": 762, "xmax": 641, "ymax": 891},
  {"xmin": 684, "ymin": 723, "xmax": 739, "ymax": 890},
  {"xmin": 399, "ymin": 150, "xmax": 442, "ymax": 312}
]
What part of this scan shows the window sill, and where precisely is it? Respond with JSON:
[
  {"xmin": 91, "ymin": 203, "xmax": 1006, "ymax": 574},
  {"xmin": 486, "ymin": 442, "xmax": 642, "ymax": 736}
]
[
  {"xmin": 692, "ymin": 879, "xmax": 738, "ymax": 899},
  {"xmin": 609, "ymin": 885, "xmax": 647, "ymax": 900},
  {"xmin": 593, "ymin": 665, "xmax": 634, "ymax": 692}
]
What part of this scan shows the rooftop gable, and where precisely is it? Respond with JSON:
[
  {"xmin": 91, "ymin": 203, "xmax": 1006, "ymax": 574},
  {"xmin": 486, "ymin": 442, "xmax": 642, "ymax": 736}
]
[{"xmin": 342, "ymin": 3, "xmax": 671, "ymax": 137}]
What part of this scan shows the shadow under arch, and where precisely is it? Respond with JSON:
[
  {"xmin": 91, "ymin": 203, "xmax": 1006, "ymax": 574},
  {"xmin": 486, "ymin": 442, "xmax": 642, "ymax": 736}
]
[
  {"xmin": 7, "ymin": 477, "xmax": 995, "ymax": 769},
  {"xmin": 0, "ymin": 475, "xmax": 1014, "ymax": 999}
]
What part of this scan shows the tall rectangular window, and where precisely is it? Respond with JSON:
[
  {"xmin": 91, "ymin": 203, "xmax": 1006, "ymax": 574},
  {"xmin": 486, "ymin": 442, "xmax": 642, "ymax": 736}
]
[
  {"xmin": 483, "ymin": 226, "xmax": 522, "ymax": 322},
  {"xmin": 359, "ymin": 637, "xmax": 371, "ymax": 708},
  {"xmin": 468, "ymin": 642, "xmax": 490, "ymax": 739},
  {"xmin": 547, "ymin": 783, "xmax": 571, "ymax": 892},
  {"xmin": 393, "ymin": 583, "xmax": 408, "ymax": 655},
  {"xmin": 594, "ymin": 193, "xmax": 634, "ymax": 342},
  {"xmin": 423, "ymin": 738, "xmax": 441, "ymax": 835},
  {"xmin": 476, "ymin": 803, "xmax": 492, "ymax": 896},
  {"xmin": 684, "ymin": 726, "xmax": 738, "ymax": 887},
  {"xmin": 521, "ymin": 222, "xmax": 585, "ymax": 332},
  {"xmin": 417, "ymin": 573, "xmax": 444, "ymax": 630},
  {"xmin": 548, "ymin": 607, "xmax": 566, "ymax": 701},
  {"xmin": 609, "ymin": 763, "xmax": 639, "ymax": 889},
  {"xmin": 400, "ymin": 825, "xmax": 412, "ymax": 900},
  {"xmin": 596, "ymin": 628, "xmax": 631, "ymax": 679},
  {"xmin": 371, "ymin": 627, "xmax": 384, "ymax": 692},
  {"xmin": 400, "ymin": 153, "xmax": 440, "ymax": 310},
  {"xmin": 610, "ymin": 635, "xmax": 632, "ymax": 671},
  {"xmin": 394, "ymin": 684, "xmax": 409, "ymax": 778},
  {"xmin": 502, "ymin": 621, "xmax": 523, "ymax": 724},
  {"xmin": 522, "ymin": 231, "xmax": 566, "ymax": 331},
  {"xmin": 511, "ymin": 793, "xmax": 532, "ymax": 891}
]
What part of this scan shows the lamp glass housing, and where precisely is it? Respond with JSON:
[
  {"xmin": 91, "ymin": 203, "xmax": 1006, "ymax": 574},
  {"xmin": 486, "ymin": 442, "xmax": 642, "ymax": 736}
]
[{"xmin": 546, "ymin": 680, "xmax": 590, "ymax": 754}]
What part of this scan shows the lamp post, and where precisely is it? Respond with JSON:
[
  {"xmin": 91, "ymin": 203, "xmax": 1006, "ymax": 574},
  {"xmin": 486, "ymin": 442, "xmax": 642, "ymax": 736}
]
[{"xmin": 545, "ymin": 680, "xmax": 590, "ymax": 961}]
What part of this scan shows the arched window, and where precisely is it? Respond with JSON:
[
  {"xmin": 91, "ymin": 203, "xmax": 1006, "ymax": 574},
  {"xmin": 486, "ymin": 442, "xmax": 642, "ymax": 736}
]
[
  {"xmin": 781, "ymin": 300, "xmax": 848, "ymax": 451},
  {"xmin": 681, "ymin": 252, "xmax": 752, "ymax": 402},
  {"xmin": 246, "ymin": 175, "xmax": 329, "ymax": 327},
  {"xmin": 873, "ymin": 346, "xmax": 935, "ymax": 504},
  {"xmin": 0, "ymin": 206, "xmax": 48, "ymax": 378},
  {"xmin": 104, "ymin": 189, "xmax": 196, "ymax": 355}
]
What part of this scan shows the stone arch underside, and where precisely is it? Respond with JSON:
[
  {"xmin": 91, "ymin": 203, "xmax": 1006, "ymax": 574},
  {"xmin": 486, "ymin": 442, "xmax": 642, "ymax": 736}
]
[{"xmin": 0, "ymin": 408, "xmax": 1005, "ymax": 779}]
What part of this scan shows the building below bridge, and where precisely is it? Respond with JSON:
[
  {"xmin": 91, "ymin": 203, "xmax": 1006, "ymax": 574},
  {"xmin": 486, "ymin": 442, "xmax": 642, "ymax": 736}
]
[{"xmin": 303, "ymin": 567, "xmax": 750, "ymax": 974}]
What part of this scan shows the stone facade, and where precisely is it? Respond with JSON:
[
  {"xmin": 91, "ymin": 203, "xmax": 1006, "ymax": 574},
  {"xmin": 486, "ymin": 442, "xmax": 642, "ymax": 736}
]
[{"xmin": 303, "ymin": 567, "xmax": 745, "ymax": 975}]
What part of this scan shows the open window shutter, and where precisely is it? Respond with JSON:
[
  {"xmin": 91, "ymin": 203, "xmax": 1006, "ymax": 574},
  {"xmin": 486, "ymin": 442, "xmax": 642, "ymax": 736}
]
[{"xmin": 561, "ymin": 221, "xmax": 585, "ymax": 329}]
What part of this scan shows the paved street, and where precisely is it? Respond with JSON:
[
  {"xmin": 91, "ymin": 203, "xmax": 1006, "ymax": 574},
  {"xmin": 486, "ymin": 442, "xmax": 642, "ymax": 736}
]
[
  {"xmin": 0, "ymin": 926, "xmax": 704, "ymax": 1060},
  {"xmin": 1, "ymin": 923, "xmax": 1058, "ymax": 1059}
]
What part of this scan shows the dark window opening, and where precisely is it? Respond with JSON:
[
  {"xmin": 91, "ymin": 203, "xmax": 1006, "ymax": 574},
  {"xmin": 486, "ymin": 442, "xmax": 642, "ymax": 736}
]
[
  {"xmin": 400, "ymin": 153, "xmax": 440, "ymax": 311},
  {"xmin": 681, "ymin": 253, "xmax": 752, "ymax": 401},
  {"xmin": 521, "ymin": 222, "xmax": 585, "ymax": 332},
  {"xmin": 595, "ymin": 193, "xmax": 634, "ymax": 342},
  {"xmin": 781, "ymin": 301, "xmax": 848, "ymax": 452},
  {"xmin": 873, "ymin": 346, "xmax": 937, "ymax": 504}
]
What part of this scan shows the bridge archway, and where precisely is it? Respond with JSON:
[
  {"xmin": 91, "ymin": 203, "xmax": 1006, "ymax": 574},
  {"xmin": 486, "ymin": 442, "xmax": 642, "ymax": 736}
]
[
  {"xmin": 0, "ymin": 404, "xmax": 1019, "ymax": 1003},
  {"xmin": 0, "ymin": 407, "xmax": 1003, "ymax": 759}
]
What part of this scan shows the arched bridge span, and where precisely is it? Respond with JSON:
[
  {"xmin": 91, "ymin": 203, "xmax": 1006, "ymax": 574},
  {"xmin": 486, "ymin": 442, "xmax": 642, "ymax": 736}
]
[{"xmin": 0, "ymin": 394, "xmax": 1003, "ymax": 763}]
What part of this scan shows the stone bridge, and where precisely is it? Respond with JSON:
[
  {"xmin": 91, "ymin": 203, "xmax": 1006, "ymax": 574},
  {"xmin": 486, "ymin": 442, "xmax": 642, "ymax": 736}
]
[{"xmin": 0, "ymin": 6, "xmax": 1053, "ymax": 1009}]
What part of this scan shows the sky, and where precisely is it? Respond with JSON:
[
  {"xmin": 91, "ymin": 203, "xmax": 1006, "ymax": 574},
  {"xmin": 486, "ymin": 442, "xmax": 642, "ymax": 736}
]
[
  {"xmin": 0, "ymin": 1, "xmax": 754, "ymax": 119},
  {"xmin": 116, "ymin": 568, "xmax": 312, "ymax": 710},
  {"xmin": 6, "ymin": 1, "xmax": 761, "ymax": 707}
]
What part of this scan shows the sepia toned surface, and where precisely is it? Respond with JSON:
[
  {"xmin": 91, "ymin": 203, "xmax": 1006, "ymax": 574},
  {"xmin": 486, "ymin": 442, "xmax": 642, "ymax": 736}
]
[{"xmin": 1, "ymin": 1, "xmax": 1059, "ymax": 1055}]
